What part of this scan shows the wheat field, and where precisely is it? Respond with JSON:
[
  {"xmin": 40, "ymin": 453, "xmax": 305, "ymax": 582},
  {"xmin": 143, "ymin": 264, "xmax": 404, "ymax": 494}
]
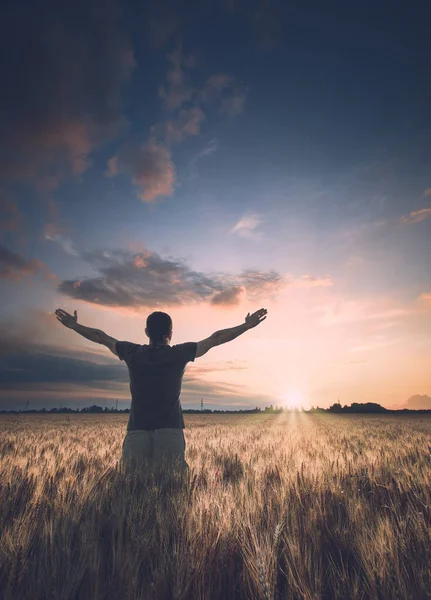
[{"xmin": 1, "ymin": 413, "xmax": 431, "ymax": 600}]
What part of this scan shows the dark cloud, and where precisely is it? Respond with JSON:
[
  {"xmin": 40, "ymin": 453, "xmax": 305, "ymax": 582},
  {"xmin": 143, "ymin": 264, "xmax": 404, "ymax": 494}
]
[
  {"xmin": 239, "ymin": 270, "xmax": 285, "ymax": 298},
  {"xmin": 58, "ymin": 248, "xmax": 222, "ymax": 306},
  {"xmin": 0, "ymin": 352, "xmax": 127, "ymax": 386},
  {"xmin": 405, "ymin": 395, "xmax": 431, "ymax": 410},
  {"xmin": 211, "ymin": 286, "xmax": 244, "ymax": 306},
  {"xmin": 0, "ymin": 327, "xmax": 125, "ymax": 409},
  {"xmin": 0, "ymin": 0, "xmax": 134, "ymax": 188},
  {"xmin": 0, "ymin": 325, "xmax": 271, "ymax": 409},
  {"xmin": 0, "ymin": 324, "xmax": 127, "ymax": 409},
  {"xmin": 0, "ymin": 196, "xmax": 21, "ymax": 232},
  {"xmin": 0, "ymin": 244, "xmax": 44, "ymax": 281},
  {"xmin": 57, "ymin": 247, "xmax": 282, "ymax": 307}
]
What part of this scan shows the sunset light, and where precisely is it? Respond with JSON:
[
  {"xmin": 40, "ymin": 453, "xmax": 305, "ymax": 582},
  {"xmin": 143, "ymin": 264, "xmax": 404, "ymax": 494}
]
[
  {"xmin": 281, "ymin": 389, "xmax": 305, "ymax": 410},
  {"xmin": 2, "ymin": 2, "xmax": 431, "ymax": 600},
  {"xmin": 0, "ymin": 0, "xmax": 429, "ymax": 415}
]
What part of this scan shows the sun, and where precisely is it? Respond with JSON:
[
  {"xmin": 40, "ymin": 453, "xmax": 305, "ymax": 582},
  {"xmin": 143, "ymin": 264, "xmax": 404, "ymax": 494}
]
[{"xmin": 281, "ymin": 388, "xmax": 305, "ymax": 409}]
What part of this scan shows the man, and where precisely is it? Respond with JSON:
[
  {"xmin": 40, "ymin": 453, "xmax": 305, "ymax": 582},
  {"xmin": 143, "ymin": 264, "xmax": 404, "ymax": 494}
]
[{"xmin": 55, "ymin": 307, "xmax": 267, "ymax": 470}]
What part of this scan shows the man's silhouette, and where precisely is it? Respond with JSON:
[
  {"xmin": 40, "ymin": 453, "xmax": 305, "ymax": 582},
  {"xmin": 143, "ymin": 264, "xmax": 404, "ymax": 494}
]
[{"xmin": 55, "ymin": 307, "xmax": 267, "ymax": 470}]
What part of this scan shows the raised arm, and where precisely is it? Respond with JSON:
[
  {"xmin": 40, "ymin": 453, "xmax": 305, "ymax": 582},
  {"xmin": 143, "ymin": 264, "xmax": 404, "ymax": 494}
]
[
  {"xmin": 195, "ymin": 308, "xmax": 267, "ymax": 358},
  {"xmin": 55, "ymin": 309, "xmax": 119, "ymax": 356}
]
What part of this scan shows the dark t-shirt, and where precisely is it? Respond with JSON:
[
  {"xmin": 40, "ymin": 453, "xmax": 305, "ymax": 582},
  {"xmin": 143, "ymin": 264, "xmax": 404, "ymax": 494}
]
[{"xmin": 116, "ymin": 341, "xmax": 197, "ymax": 431}]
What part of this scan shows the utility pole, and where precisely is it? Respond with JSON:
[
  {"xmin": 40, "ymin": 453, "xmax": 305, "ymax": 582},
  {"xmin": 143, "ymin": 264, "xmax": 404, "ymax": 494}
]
[
  {"xmin": 116, "ymin": 399, "xmax": 118, "ymax": 411},
  {"xmin": 25, "ymin": 400, "xmax": 29, "ymax": 412},
  {"xmin": 201, "ymin": 398, "xmax": 203, "ymax": 412}
]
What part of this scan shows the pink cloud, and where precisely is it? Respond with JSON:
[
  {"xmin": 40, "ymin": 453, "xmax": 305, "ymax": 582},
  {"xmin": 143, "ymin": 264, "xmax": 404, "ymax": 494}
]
[
  {"xmin": 400, "ymin": 207, "xmax": 431, "ymax": 225},
  {"xmin": 315, "ymin": 299, "xmax": 413, "ymax": 327},
  {"xmin": 0, "ymin": 2, "xmax": 135, "ymax": 189},
  {"xmin": 107, "ymin": 139, "xmax": 175, "ymax": 202},
  {"xmin": 419, "ymin": 293, "xmax": 431, "ymax": 307},
  {"xmin": 0, "ymin": 244, "xmax": 55, "ymax": 282},
  {"xmin": 231, "ymin": 213, "xmax": 263, "ymax": 238},
  {"xmin": 288, "ymin": 274, "xmax": 334, "ymax": 288}
]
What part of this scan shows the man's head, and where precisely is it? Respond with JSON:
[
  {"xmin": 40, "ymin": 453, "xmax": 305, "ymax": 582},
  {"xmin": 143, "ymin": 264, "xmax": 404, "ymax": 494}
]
[{"xmin": 145, "ymin": 311, "xmax": 173, "ymax": 345}]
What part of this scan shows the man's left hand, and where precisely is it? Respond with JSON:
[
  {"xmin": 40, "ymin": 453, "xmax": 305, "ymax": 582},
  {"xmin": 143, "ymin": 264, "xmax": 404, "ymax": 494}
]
[{"xmin": 55, "ymin": 308, "xmax": 78, "ymax": 329}]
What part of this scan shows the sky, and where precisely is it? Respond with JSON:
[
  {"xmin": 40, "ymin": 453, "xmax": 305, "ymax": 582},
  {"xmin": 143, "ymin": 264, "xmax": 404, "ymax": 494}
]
[{"xmin": 0, "ymin": 0, "xmax": 430, "ymax": 411}]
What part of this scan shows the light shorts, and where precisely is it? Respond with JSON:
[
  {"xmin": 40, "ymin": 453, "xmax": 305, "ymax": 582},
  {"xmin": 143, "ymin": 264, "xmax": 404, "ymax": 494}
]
[{"xmin": 121, "ymin": 428, "xmax": 187, "ymax": 471}]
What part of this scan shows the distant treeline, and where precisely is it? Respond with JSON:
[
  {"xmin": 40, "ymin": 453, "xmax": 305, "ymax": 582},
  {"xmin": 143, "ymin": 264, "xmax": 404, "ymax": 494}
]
[{"xmin": 2, "ymin": 402, "xmax": 431, "ymax": 414}]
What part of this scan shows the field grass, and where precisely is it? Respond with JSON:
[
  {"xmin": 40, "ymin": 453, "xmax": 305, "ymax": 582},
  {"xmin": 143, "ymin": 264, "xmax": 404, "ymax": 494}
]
[{"xmin": 1, "ymin": 413, "xmax": 431, "ymax": 600}]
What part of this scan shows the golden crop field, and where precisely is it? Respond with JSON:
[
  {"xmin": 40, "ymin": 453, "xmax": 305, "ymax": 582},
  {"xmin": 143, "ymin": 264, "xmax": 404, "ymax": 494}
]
[{"xmin": 1, "ymin": 413, "xmax": 431, "ymax": 600}]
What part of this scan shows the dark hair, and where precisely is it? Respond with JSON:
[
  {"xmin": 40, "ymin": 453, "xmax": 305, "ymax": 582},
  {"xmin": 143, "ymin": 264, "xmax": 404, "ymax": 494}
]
[{"xmin": 146, "ymin": 311, "xmax": 172, "ymax": 344}]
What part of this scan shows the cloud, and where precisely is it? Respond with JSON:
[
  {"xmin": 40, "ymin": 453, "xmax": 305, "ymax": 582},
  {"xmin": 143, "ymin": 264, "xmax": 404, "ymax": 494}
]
[
  {"xmin": 423, "ymin": 189, "xmax": 431, "ymax": 197},
  {"xmin": 0, "ymin": 323, "xmax": 128, "ymax": 408},
  {"xmin": 221, "ymin": 87, "xmax": 248, "ymax": 116},
  {"xmin": 144, "ymin": 0, "xmax": 183, "ymax": 49},
  {"xmin": 0, "ymin": 348, "xmax": 127, "ymax": 386},
  {"xmin": 57, "ymin": 246, "xmax": 287, "ymax": 308},
  {"xmin": 107, "ymin": 139, "xmax": 175, "ymax": 202},
  {"xmin": 231, "ymin": 214, "xmax": 263, "ymax": 238},
  {"xmin": 400, "ymin": 207, "xmax": 431, "ymax": 225},
  {"xmin": 107, "ymin": 45, "xmax": 244, "ymax": 201},
  {"xmin": 0, "ymin": 195, "xmax": 21, "ymax": 232},
  {"xmin": 0, "ymin": 0, "xmax": 134, "ymax": 188},
  {"xmin": 188, "ymin": 139, "xmax": 219, "ymax": 179},
  {"xmin": 405, "ymin": 395, "xmax": 431, "ymax": 410},
  {"xmin": 350, "ymin": 337, "xmax": 398, "ymax": 353},
  {"xmin": 58, "ymin": 248, "xmax": 224, "ymax": 307},
  {"xmin": 45, "ymin": 227, "xmax": 78, "ymax": 257},
  {"xmin": 0, "ymin": 321, "xmax": 271, "ymax": 409},
  {"xmin": 157, "ymin": 49, "xmax": 247, "ymax": 118},
  {"xmin": 316, "ymin": 299, "xmax": 412, "ymax": 327},
  {"xmin": 0, "ymin": 244, "xmax": 45, "ymax": 281},
  {"xmin": 202, "ymin": 74, "xmax": 232, "ymax": 102},
  {"xmin": 43, "ymin": 200, "xmax": 77, "ymax": 255},
  {"xmin": 239, "ymin": 270, "xmax": 285, "ymax": 298},
  {"xmin": 211, "ymin": 286, "xmax": 244, "ymax": 306},
  {"xmin": 287, "ymin": 275, "xmax": 334, "ymax": 288},
  {"xmin": 419, "ymin": 293, "xmax": 431, "ymax": 308},
  {"xmin": 201, "ymin": 73, "xmax": 248, "ymax": 116},
  {"xmin": 158, "ymin": 46, "xmax": 195, "ymax": 110},
  {"xmin": 163, "ymin": 107, "xmax": 206, "ymax": 144},
  {"xmin": 188, "ymin": 360, "xmax": 249, "ymax": 375}
]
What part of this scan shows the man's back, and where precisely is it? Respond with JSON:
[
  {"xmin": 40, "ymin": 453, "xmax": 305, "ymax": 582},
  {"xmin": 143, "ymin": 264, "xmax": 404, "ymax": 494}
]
[
  {"xmin": 116, "ymin": 341, "xmax": 197, "ymax": 430},
  {"xmin": 55, "ymin": 307, "xmax": 267, "ymax": 468}
]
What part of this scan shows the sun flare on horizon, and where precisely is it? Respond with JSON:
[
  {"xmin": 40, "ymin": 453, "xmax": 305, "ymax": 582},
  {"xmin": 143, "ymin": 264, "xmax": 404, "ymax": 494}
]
[{"xmin": 281, "ymin": 388, "xmax": 306, "ymax": 410}]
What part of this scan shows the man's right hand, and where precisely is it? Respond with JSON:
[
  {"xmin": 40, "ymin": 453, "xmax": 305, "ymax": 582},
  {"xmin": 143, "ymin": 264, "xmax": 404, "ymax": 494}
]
[{"xmin": 245, "ymin": 308, "xmax": 268, "ymax": 329}]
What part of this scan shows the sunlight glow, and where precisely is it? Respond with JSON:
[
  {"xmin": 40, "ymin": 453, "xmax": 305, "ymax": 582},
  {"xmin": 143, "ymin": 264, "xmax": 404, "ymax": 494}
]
[{"xmin": 281, "ymin": 388, "xmax": 305, "ymax": 410}]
